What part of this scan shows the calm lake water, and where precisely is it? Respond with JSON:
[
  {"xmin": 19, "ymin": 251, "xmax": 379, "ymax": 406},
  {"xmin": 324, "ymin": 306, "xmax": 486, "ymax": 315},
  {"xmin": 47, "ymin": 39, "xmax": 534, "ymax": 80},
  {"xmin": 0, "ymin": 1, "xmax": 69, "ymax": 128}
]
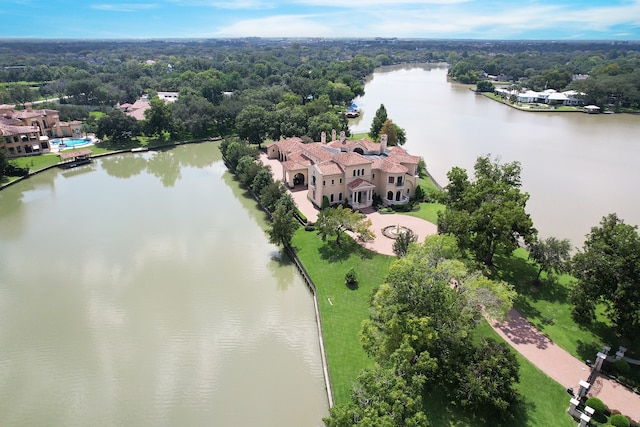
[
  {"xmin": 0, "ymin": 142, "xmax": 328, "ymax": 426},
  {"xmin": 352, "ymin": 64, "xmax": 640, "ymax": 248}
]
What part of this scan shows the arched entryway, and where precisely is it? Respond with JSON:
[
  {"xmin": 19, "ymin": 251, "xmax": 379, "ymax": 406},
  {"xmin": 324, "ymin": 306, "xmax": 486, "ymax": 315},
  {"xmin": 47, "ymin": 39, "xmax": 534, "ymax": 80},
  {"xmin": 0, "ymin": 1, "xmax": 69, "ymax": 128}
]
[{"xmin": 293, "ymin": 173, "xmax": 305, "ymax": 186}]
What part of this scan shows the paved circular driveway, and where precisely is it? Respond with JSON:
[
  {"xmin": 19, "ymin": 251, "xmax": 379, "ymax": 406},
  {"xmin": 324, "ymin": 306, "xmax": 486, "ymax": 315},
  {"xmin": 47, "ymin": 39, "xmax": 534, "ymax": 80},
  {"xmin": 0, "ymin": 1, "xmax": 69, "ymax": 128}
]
[{"xmin": 355, "ymin": 210, "xmax": 438, "ymax": 256}]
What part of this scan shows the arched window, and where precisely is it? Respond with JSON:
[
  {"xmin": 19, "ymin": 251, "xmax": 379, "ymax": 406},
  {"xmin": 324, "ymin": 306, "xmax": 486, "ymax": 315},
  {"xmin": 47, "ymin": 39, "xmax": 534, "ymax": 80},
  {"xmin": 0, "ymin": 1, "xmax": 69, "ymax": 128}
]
[{"xmin": 387, "ymin": 191, "xmax": 393, "ymax": 200}]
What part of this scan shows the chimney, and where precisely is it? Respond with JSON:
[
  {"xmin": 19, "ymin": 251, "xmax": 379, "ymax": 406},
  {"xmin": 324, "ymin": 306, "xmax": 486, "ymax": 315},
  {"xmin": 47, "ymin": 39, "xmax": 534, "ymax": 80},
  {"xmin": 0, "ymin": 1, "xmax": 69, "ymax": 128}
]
[
  {"xmin": 331, "ymin": 129, "xmax": 337, "ymax": 141},
  {"xmin": 340, "ymin": 131, "xmax": 346, "ymax": 145},
  {"xmin": 380, "ymin": 134, "xmax": 387, "ymax": 154},
  {"xmin": 321, "ymin": 131, "xmax": 326, "ymax": 144}
]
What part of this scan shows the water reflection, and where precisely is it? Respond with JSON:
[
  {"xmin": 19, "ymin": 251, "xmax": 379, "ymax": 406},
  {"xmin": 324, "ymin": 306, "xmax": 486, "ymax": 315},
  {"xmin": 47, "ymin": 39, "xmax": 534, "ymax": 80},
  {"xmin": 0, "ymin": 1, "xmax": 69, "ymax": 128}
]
[
  {"xmin": 0, "ymin": 141, "xmax": 328, "ymax": 426},
  {"xmin": 352, "ymin": 64, "xmax": 640, "ymax": 246},
  {"xmin": 99, "ymin": 142, "xmax": 222, "ymax": 187}
]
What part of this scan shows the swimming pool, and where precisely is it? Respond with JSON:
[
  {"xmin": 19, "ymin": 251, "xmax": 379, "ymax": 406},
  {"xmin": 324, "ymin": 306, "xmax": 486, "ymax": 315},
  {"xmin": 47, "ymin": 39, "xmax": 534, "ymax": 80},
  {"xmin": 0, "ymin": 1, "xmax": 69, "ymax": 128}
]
[{"xmin": 51, "ymin": 137, "xmax": 93, "ymax": 148}]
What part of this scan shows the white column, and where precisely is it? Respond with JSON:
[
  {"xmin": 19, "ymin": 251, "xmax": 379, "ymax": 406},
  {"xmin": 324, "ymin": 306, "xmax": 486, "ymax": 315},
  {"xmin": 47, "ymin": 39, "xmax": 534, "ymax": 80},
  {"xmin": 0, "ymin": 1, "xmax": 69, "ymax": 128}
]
[
  {"xmin": 594, "ymin": 352, "xmax": 607, "ymax": 372},
  {"xmin": 578, "ymin": 380, "xmax": 590, "ymax": 399},
  {"xmin": 567, "ymin": 398, "xmax": 580, "ymax": 418}
]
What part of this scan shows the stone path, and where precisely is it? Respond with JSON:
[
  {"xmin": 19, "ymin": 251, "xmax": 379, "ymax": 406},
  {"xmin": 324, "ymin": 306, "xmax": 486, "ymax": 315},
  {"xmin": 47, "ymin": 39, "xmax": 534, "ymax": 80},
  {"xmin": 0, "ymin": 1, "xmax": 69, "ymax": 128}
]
[
  {"xmin": 492, "ymin": 310, "xmax": 640, "ymax": 423},
  {"xmin": 260, "ymin": 152, "xmax": 640, "ymax": 422}
]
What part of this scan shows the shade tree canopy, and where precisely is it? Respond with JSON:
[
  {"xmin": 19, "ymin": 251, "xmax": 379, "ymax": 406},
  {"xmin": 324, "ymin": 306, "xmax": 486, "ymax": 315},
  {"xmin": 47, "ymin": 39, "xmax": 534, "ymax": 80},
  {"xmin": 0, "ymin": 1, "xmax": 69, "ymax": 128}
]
[
  {"xmin": 528, "ymin": 236, "xmax": 572, "ymax": 282},
  {"xmin": 437, "ymin": 155, "xmax": 537, "ymax": 266},
  {"xmin": 570, "ymin": 213, "xmax": 640, "ymax": 338},
  {"xmin": 316, "ymin": 205, "xmax": 374, "ymax": 246}
]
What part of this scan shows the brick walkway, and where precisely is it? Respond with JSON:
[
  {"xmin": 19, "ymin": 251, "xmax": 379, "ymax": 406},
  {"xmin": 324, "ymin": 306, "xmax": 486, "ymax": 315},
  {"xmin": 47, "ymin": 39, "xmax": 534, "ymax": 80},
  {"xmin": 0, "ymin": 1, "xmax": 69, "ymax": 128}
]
[{"xmin": 492, "ymin": 310, "xmax": 640, "ymax": 423}]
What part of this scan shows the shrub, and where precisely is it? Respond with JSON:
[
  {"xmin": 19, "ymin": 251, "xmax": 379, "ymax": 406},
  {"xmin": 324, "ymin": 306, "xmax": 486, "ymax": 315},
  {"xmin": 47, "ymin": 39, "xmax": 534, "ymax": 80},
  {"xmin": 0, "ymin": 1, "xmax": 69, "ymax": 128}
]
[
  {"xmin": 612, "ymin": 360, "xmax": 631, "ymax": 376},
  {"xmin": 321, "ymin": 195, "xmax": 330, "ymax": 209},
  {"xmin": 304, "ymin": 224, "xmax": 316, "ymax": 232},
  {"xmin": 610, "ymin": 414, "xmax": 631, "ymax": 427},
  {"xmin": 345, "ymin": 268, "xmax": 358, "ymax": 286},
  {"xmin": 5, "ymin": 163, "xmax": 30, "ymax": 176},
  {"xmin": 295, "ymin": 209, "xmax": 307, "ymax": 223},
  {"xmin": 585, "ymin": 397, "xmax": 608, "ymax": 415}
]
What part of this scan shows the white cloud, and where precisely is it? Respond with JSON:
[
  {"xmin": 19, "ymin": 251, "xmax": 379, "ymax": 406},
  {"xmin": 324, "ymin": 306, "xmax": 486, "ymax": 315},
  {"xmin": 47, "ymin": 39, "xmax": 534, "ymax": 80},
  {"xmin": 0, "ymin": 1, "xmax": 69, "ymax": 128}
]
[
  {"xmin": 213, "ymin": 14, "xmax": 333, "ymax": 37},
  {"xmin": 168, "ymin": 0, "xmax": 275, "ymax": 9},
  {"xmin": 296, "ymin": 0, "xmax": 470, "ymax": 5},
  {"xmin": 92, "ymin": 3, "xmax": 158, "ymax": 12}
]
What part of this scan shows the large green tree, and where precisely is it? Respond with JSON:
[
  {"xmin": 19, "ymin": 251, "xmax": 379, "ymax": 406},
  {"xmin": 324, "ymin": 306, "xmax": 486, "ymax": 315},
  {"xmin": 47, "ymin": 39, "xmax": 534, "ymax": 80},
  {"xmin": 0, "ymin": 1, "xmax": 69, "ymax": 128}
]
[
  {"xmin": 324, "ymin": 364, "xmax": 428, "ymax": 427},
  {"xmin": 316, "ymin": 205, "xmax": 374, "ymax": 246},
  {"xmin": 438, "ymin": 155, "xmax": 537, "ymax": 266},
  {"xmin": 236, "ymin": 105, "xmax": 270, "ymax": 147},
  {"xmin": 0, "ymin": 149, "xmax": 7, "ymax": 181},
  {"xmin": 96, "ymin": 110, "xmax": 140, "ymax": 145},
  {"xmin": 267, "ymin": 204, "xmax": 300, "ymax": 247},
  {"xmin": 570, "ymin": 213, "xmax": 640, "ymax": 337},
  {"xmin": 359, "ymin": 235, "xmax": 518, "ymax": 418},
  {"xmin": 144, "ymin": 96, "xmax": 174, "ymax": 138},
  {"xmin": 369, "ymin": 104, "xmax": 388, "ymax": 140},
  {"xmin": 528, "ymin": 236, "xmax": 572, "ymax": 282}
]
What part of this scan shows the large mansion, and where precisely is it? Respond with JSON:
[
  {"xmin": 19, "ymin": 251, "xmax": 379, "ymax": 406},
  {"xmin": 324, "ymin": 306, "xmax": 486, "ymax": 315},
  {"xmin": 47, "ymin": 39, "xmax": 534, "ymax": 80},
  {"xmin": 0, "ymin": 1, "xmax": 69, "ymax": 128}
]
[
  {"xmin": 267, "ymin": 131, "xmax": 421, "ymax": 210},
  {"xmin": 0, "ymin": 104, "xmax": 82, "ymax": 158}
]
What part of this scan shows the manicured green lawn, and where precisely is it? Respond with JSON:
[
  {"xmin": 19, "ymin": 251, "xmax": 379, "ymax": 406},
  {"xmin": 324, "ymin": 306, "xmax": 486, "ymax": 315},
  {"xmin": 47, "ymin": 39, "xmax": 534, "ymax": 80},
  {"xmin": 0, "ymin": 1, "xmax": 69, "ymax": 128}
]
[
  {"xmin": 492, "ymin": 248, "xmax": 636, "ymax": 361},
  {"xmin": 403, "ymin": 202, "xmax": 443, "ymax": 224},
  {"xmin": 348, "ymin": 132, "xmax": 369, "ymax": 140},
  {"xmin": 11, "ymin": 154, "xmax": 60, "ymax": 171},
  {"xmin": 291, "ymin": 229, "xmax": 395, "ymax": 404},
  {"xmin": 292, "ymin": 228, "xmax": 580, "ymax": 425},
  {"xmin": 422, "ymin": 320, "xmax": 575, "ymax": 427}
]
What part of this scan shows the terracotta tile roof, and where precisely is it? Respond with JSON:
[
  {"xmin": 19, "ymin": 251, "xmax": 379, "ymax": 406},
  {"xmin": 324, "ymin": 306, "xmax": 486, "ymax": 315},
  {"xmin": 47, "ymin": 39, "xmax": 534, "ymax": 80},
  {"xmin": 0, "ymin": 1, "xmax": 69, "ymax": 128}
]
[
  {"xmin": 282, "ymin": 160, "xmax": 308, "ymax": 171},
  {"xmin": 0, "ymin": 124, "xmax": 39, "ymax": 136},
  {"xmin": 387, "ymin": 146, "xmax": 421, "ymax": 163},
  {"xmin": 0, "ymin": 116, "xmax": 22, "ymax": 126},
  {"xmin": 274, "ymin": 137, "xmax": 304, "ymax": 153},
  {"xmin": 12, "ymin": 109, "xmax": 56, "ymax": 119},
  {"xmin": 328, "ymin": 137, "xmax": 380, "ymax": 153},
  {"xmin": 315, "ymin": 161, "xmax": 343, "ymax": 175},
  {"xmin": 288, "ymin": 151, "xmax": 312, "ymax": 166},
  {"xmin": 333, "ymin": 151, "xmax": 372, "ymax": 167},
  {"xmin": 347, "ymin": 178, "xmax": 375, "ymax": 190},
  {"xmin": 59, "ymin": 149, "xmax": 92, "ymax": 160},
  {"xmin": 302, "ymin": 143, "xmax": 335, "ymax": 162},
  {"xmin": 123, "ymin": 98, "xmax": 151, "ymax": 121},
  {"xmin": 372, "ymin": 158, "xmax": 408, "ymax": 174}
]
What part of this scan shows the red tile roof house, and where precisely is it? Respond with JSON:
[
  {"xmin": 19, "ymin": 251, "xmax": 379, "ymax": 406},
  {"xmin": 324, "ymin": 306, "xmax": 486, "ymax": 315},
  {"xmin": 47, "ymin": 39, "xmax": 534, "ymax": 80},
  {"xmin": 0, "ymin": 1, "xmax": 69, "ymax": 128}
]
[
  {"xmin": 266, "ymin": 131, "xmax": 421, "ymax": 210},
  {"xmin": 0, "ymin": 103, "xmax": 80, "ymax": 158}
]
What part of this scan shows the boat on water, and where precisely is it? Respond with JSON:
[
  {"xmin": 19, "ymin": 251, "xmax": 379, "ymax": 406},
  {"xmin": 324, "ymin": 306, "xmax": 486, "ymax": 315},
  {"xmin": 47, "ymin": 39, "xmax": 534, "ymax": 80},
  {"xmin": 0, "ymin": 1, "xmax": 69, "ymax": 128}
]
[{"xmin": 346, "ymin": 103, "xmax": 360, "ymax": 118}]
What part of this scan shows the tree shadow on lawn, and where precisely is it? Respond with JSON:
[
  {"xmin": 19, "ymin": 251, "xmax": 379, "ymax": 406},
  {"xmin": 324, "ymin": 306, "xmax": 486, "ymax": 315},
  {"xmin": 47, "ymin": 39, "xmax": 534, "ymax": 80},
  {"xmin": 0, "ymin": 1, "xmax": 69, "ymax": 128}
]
[
  {"xmin": 493, "ymin": 253, "xmax": 570, "ymax": 304},
  {"xmin": 423, "ymin": 385, "xmax": 530, "ymax": 427},
  {"xmin": 318, "ymin": 235, "xmax": 374, "ymax": 262}
]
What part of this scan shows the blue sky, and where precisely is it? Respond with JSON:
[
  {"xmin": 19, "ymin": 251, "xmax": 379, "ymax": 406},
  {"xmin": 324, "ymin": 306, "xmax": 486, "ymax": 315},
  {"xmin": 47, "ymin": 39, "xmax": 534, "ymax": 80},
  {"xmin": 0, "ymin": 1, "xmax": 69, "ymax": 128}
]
[{"xmin": 1, "ymin": 0, "xmax": 639, "ymax": 40}]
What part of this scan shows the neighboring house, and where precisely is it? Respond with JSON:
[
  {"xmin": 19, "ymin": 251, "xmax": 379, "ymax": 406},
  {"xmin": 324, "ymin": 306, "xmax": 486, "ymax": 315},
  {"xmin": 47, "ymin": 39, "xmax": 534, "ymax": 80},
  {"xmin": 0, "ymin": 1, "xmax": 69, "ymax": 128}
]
[
  {"xmin": 496, "ymin": 88, "xmax": 584, "ymax": 106},
  {"xmin": 267, "ymin": 131, "xmax": 421, "ymax": 210},
  {"xmin": 0, "ymin": 103, "xmax": 74, "ymax": 157},
  {"xmin": 157, "ymin": 92, "xmax": 179, "ymax": 103},
  {"xmin": 117, "ymin": 96, "xmax": 150, "ymax": 121},
  {"xmin": 117, "ymin": 92, "xmax": 179, "ymax": 121}
]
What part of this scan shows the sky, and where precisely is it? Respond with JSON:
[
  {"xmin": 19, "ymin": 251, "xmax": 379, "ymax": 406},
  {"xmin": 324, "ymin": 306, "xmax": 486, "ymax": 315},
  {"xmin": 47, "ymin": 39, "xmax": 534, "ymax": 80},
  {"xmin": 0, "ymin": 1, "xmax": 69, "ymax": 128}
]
[{"xmin": 1, "ymin": 0, "xmax": 639, "ymax": 40}]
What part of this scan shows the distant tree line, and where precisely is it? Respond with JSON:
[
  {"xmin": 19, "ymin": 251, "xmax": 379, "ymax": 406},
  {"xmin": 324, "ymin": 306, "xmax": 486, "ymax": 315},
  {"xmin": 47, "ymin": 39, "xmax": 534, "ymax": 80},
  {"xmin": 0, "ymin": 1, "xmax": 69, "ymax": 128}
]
[
  {"xmin": 3, "ymin": 39, "xmax": 639, "ymax": 146},
  {"xmin": 447, "ymin": 48, "xmax": 640, "ymax": 110}
]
